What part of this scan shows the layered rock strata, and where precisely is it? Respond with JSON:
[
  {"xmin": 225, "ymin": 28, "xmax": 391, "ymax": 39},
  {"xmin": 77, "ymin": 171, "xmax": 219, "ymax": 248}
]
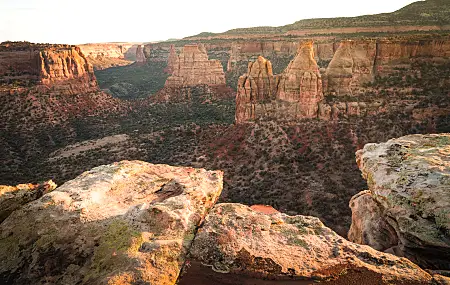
[
  {"xmin": 79, "ymin": 43, "xmax": 138, "ymax": 69},
  {"xmin": 188, "ymin": 203, "xmax": 433, "ymax": 284},
  {"xmin": 0, "ymin": 42, "xmax": 98, "ymax": 95},
  {"xmin": 0, "ymin": 161, "xmax": 223, "ymax": 285},
  {"xmin": 349, "ymin": 134, "xmax": 450, "ymax": 270},
  {"xmin": 135, "ymin": 45, "xmax": 146, "ymax": 63},
  {"xmin": 236, "ymin": 42, "xmax": 325, "ymax": 123},
  {"xmin": 236, "ymin": 56, "xmax": 276, "ymax": 122},
  {"xmin": 325, "ymin": 40, "xmax": 377, "ymax": 96},
  {"xmin": 164, "ymin": 44, "xmax": 226, "ymax": 88},
  {"xmin": 276, "ymin": 41, "xmax": 323, "ymax": 117}
]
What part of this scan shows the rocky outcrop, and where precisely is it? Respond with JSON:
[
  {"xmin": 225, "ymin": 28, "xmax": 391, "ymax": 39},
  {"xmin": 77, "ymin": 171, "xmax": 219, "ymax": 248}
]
[
  {"xmin": 0, "ymin": 180, "xmax": 56, "ymax": 223},
  {"xmin": 164, "ymin": 44, "xmax": 226, "ymax": 88},
  {"xmin": 135, "ymin": 45, "xmax": 146, "ymax": 63},
  {"xmin": 325, "ymin": 40, "xmax": 377, "ymax": 95},
  {"xmin": 0, "ymin": 42, "xmax": 126, "ymax": 133},
  {"xmin": 375, "ymin": 39, "xmax": 450, "ymax": 75},
  {"xmin": 235, "ymin": 42, "xmax": 325, "ymax": 123},
  {"xmin": 0, "ymin": 42, "xmax": 98, "ymax": 95},
  {"xmin": 0, "ymin": 161, "xmax": 223, "ymax": 285},
  {"xmin": 236, "ymin": 56, "xmax": 276, "ymax": 122},
  {"xmin": 165, "ymin": 45, "xmax": 178, "ymax": 74},
  {"xmin": 349, "ymin": 134, "xmax": 450, "ymax": 270},
  {"xmin": 79, "ymin": 43, "xmax": 138, "ymax": 69},
  {"xmin": 276, "ymin": 41, "xmax": 323, "ymax": 117},
  {"xmin": 187, "ymin": 203, "xmax": 433, "ymax": 284}
]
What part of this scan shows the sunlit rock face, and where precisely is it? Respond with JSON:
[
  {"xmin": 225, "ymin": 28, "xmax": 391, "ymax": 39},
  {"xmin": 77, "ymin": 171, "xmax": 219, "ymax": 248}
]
[
  {"xmin": 235, "ymin": 42, "xmax": 324, "ymax": 123},
  {"xmin": 349, "ymin": 134, "xmax": 450, "ymax": 270},
  {"xmin": 276, "ymin": 41, "xmax": 323, "ymax": 105},
  {"xmin": 135, "ymin": 45, "xmax": 146, "ymax": 63},
  {"xmin": 0, "ymin": 42, "xmax": 98, "ymax": 95},
  {"xmin": 325, "ymin": 40, "xmax": 377, "ymax": 96},
  {"xmin": 164, "ymin": 44, "xmax": 226, "ymax": 88},
  {"xmin": 188, "ymin": 203, "xmax": 432, "ymax": 284},
  {"xmin": 236, "ymin": 56, "xmax": 276, "ymax": 123},
  {"xmin": 0, "ymin": 161, "xmax": 223, "ymax": 285}
]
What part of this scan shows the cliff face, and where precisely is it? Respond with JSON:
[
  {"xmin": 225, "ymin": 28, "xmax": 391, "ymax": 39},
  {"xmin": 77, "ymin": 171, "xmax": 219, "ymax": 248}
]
[
  {"xmin": 349, "ymin": 134, "xmax": 450, "ymax": 270},
  {"xmin": 164, "ymin": 44, "xmax": 226, "ymax": 88},
  {"xmin": 235, "ymin": 42, "xmax": 325, "ymax": 123},
  {"xmin": 78, "ymin": 43, "xmax": 138, "ymax": 69},
  {"xmin": 165, "ymin": 44, "xmax": 178, "ymax": 74},
  {"xmin": 0, "ymin": 42, "xmax": 126, "ymax": 136},
  {"xmin": 235, "ymin": 37, "xmax": 450, "ymax": 123},
  {"xmin": 325, "ymin": 40, "xmax": 377, "ymax": 96},
  {"xmin": 375, "ymin": 39, "xmax": 450, "ymax": 75},
  {"xmin": 235, "ymin": 56, "xmax": 275, "ymax": 122},
  {"xmin": 135, "ymin": 45, "xmax": 146, "ymax": 63},
  {"xmin": 0, "ymin": 42, "xmax": 98, "ymax": 95},
  {"xmin": 276, "ymin": 41, "xmax": 323, "ymax": 116}
]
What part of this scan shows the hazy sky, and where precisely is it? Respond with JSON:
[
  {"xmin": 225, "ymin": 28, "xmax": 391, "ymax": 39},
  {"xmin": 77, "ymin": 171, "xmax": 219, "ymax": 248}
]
[{"xmin": 0, "ymin": 0, "xmax": 419, "ymax": 44}]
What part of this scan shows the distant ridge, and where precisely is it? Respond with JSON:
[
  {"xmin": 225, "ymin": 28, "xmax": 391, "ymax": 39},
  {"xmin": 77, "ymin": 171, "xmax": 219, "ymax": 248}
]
[{"xmin": 186, "ymin": 0, "xmax": 450, "ymax": 38}]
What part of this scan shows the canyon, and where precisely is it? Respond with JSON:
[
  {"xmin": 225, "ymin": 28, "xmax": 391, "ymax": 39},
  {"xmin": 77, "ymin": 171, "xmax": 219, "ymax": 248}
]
[{"xmin": 0, "ymin": 1, "xmax": 449, "ymax": 283}]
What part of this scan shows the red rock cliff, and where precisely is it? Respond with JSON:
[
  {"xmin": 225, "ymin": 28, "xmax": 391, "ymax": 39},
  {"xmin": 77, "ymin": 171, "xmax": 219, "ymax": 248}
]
[
  {"xmin": 236, "ymin": 56, "xmax": 275, "ymax": 123},
  {"xmin": 164, "ymin": 44, "xmax": 226, "ymax": 88},
  {"xmin": 276, "ymin": 41, "xmax": 323, "ymax": 117},
  {"xmin": 325, "ymin": 40, "xmax": 377, "ymax": 96}
]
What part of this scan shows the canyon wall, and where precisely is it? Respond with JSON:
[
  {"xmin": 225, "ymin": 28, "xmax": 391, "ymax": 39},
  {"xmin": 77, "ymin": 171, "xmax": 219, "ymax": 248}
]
[
  {"xmin": 0, "ymin": 42, "xmax": 98, "ymax": 95},
  {"xmin": 0, "ymin": 42, "xmax": 126, "ymax": 134},
  {"xmin": 164, "ymin": 44, "xmax": 226, "ymax": 88},
  {"xmin": 78, "ymin": 43, "xmax": 140, "ymax": 69},
  {"xmin": 135, "ymin": 45, "xmax": 146, "ymax": 63},
  {"xmin": 235, "ymin": 37, "xmax": 450, "ymax": 123}
]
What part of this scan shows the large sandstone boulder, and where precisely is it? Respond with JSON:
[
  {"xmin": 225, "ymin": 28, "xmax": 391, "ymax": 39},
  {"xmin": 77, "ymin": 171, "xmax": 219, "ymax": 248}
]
[
  {"xmin": 187, "ymin": 203, "xmax": 432, "ymax": 284},
  {"xmin": 349, "ymin": 134, "xmax": 450, "ymax": 269},
  {"xmin": 0, "ymin": 161, "xmax": 223, "ymax": 285}
]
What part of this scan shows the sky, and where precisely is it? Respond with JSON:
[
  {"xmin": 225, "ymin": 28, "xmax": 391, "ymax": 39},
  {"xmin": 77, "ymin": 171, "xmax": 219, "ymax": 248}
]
[{"xmin": 0, "ymin": 0, "xmax": 419, "ymax": 45}]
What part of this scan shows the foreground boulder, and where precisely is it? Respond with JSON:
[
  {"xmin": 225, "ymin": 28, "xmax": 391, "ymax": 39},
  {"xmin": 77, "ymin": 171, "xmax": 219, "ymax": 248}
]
[
  {"xmin": 187, "ymin": 203, "xmax": 432, "ymax": 284},
  {"xmin": 0, "ymin": 161, "xmax": 223, "ymax": 285},
  {"xmin": 349, "ymin": 134, "xmax": 450, "ymax": 269}
]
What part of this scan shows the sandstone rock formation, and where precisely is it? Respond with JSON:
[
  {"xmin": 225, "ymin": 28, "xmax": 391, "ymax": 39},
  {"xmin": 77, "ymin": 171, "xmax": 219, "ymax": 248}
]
[
  {"xmin": 0, "ymin": 161, "xmax": 223, "ymax": 285},
  {"xmin": 349, "ymin": 134, "xmax": 450, "ymax": 270},
  {"xmin": 0, "ymin": 42, "xmax": 98, "ymax": 95},
  {"xmin": 0, "ymin": 180, "xmax": 56, "ymax": 223},
  {"xmin": 375, "ymin": 39, "xmax": 450, "ymax": 75},
  {"xmin": 188, "ymin": 203, "xmax": 433, "ymax": 284},
  {"xmin": 235, "ymin": 42, "xmax": 325, "ymax": 123},
  {"xmin": 79, "ymin": 43, "xmax": 137, "ymax": 69},
  {"xmin": 0, "ymin": 42, "xmax": 126, "ymax": 131},
  {"xmin": 276, "ymin": 41, "xmax": 323, "ymax": 117},
  {"xmin": 164, "ymin": 44, "xmax": 226, "ymax": 88},
  {"xmin": 236, "ymin": 56, "xmax": 276, "ymax": 122},
  {"xmin": 165, "ymin": 45, "xmax": 178, "ymax": 74},
  {"xmin": 325, "ymin": 40, "xmax": 377, "ymax": 95},
  {"xmin": 135, "ymin": 45, "xmax": 146, "ymax": 63}
]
